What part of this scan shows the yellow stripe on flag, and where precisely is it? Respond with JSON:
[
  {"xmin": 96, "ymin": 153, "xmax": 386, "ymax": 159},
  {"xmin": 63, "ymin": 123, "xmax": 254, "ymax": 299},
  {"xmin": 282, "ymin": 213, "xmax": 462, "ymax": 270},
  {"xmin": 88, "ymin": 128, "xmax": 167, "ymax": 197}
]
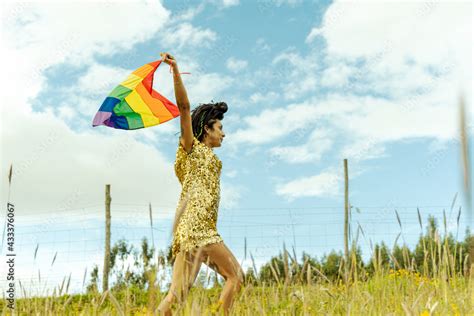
[
  {"xmin": 125, "ymin": 90, "xmax": 160, "ymax": 127},
  {"xmin": 121, "ymin": 74, "xmax": 142, "ymax": 90}
]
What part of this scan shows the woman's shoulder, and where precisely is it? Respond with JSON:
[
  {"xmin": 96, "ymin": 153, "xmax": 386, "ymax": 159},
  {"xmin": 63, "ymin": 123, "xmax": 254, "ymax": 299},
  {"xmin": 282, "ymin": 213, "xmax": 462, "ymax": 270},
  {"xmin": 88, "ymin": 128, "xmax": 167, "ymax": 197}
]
[{"xmin": 177, "ymin": 135, "xmax": 202, "ymax": 155}]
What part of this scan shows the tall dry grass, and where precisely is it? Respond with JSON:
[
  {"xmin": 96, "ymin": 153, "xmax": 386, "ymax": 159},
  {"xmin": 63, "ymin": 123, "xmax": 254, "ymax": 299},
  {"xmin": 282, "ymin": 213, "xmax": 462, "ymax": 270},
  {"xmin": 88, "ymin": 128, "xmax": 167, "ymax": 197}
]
[{"xmin": 2, "ymin": 217, "xmax": 473, "ymax": 316}]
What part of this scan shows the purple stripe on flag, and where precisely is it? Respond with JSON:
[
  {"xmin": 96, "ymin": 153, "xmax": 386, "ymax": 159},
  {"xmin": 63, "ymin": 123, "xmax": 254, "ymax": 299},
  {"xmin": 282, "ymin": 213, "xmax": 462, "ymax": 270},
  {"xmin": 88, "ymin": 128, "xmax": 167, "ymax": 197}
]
[
  {"xmin": 92, "ymin": 111, "xmax": 112, "ymax": 126},
  {"xmin": 104, "ymin": 118, "xmax": 116, "ymax": 128}
]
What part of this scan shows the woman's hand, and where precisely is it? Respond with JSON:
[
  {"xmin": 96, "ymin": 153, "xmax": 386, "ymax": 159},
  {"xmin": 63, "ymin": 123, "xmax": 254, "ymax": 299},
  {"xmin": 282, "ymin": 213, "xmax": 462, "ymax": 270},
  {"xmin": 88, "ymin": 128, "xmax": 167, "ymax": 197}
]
[{"xmin": 160, "ymin": 52, "xmax": 177, "ymax": 67}]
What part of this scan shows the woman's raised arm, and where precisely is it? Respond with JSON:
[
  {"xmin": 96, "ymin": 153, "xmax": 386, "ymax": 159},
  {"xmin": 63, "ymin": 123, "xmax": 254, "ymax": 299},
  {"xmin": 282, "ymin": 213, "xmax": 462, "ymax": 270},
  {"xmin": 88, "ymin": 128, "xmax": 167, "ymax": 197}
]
[{"xmin": 161, "ymin": 53, "xmax": 193, "ymax": 153}]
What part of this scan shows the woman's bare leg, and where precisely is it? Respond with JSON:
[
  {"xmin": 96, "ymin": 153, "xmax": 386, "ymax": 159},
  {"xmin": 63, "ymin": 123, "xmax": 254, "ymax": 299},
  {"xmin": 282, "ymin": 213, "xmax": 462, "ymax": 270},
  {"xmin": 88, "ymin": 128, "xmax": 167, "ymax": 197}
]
[
  {"xmin": 157, "ymin": 249, "xmax": 203, "ymax": 315},
  {"xmin": 202, "ymin": 242, "xmax": 244, "ymax": 315}
]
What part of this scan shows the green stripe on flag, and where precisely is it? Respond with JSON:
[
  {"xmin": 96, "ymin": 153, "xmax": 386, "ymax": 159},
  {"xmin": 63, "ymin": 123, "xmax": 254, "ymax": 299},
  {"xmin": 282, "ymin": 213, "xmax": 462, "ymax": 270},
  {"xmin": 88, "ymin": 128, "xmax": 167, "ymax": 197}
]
[
  {"xmin": 109, "ymin": 85, "xmax": 132, "ymax": 100},
  {"xmin": 114, "ymin": 99, "xmax": 144, "ymax": 129}
]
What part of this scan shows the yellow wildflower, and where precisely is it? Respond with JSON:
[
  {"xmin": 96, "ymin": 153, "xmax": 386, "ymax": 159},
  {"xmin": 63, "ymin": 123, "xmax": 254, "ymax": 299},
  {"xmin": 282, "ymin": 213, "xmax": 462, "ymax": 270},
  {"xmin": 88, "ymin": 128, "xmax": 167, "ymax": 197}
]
[
  {"xmin": 209, "ymin": 299, "xmax": 224, "ymax": 314},
  {"xmin": 420, "ymin": 310, "xmax": 430, "ymax": 316}
]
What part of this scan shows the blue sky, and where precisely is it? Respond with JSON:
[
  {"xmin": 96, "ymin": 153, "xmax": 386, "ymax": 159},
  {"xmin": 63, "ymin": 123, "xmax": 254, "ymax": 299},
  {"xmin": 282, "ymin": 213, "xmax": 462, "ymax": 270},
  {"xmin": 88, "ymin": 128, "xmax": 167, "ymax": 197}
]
[{"xmin": 1, "ymin": 0, "xmax": 472, "ymax": 294}]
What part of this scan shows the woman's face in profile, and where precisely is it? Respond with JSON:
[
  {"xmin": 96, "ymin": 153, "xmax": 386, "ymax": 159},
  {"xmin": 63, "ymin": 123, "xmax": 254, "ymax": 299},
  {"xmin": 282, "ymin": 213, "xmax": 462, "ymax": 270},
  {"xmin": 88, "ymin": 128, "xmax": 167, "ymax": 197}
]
[{"xmin": 205, "ymin": 120, "xmax": 225, "ymax": 148}]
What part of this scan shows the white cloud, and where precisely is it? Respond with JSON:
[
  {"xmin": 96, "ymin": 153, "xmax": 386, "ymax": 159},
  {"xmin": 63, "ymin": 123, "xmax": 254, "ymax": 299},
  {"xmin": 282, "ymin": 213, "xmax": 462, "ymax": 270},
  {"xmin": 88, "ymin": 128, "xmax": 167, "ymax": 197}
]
[
  {"xmin": 226, "ymin": 57, "xmax": 248, "ymax": 73},
  {"xmin": 275, "ymin": 168, "xmax": 341, "ymax": 201},
  {"xmin": 336, "ymin": 93, "xmax": 461, "ymax": 143},
  {"xmin": 228, "ymin": 99, "xmax": 322, "ymax": 146},
  {"xmin": 339, "ymin": 138, "xmax": 387, "ymax": 163},
  {"xmin": 272, "ymin": 49, "xmax": 321, "ymax": 100},
  {"xmin": 184, "ymin": 73, "xmax": 234, "ymax": 103},
  {"xmin": 220, "ymin": 181, "xmax": 244, "ymax": 209},
  {"xmin": 224, "ymin": 169, "xmax": 238, "ymax": 178},
  {"xmin": 12, "ymin": 250, "xmax": 104, "ymax": 296},
  {"xmin": 305, "ymin": 27, "xmax": 323, "ymax": 43},
  {"xmin": 174, "ymin": 2, "xmax": 207, "ymax": 21},
  {"xmin": 257, "ymin": 0, "xmax": 302, "ymax": 8},
  {"xmin": 75, "ymin": 63, "xmax": 130, "ymax": 97},
  {"xmin": 249, "ymin": 91, "xmax": 280, "ymax": 104},
  {"xmin": 269, "ymin": 129, "xmax": 333, "ymax": 164},
  {"xmin": 310, "ymin": 1, "xmax": 471, "ymax": 95},
  {"xmin": 319, "ymin": 61, "xmax": 353, "ymax": 88},
  {"xmin": 252, "ymin": 38, "xmax": 271, "ymax": 55},
  {"xmin": 222, "ymin": 0, "xmax": 240, "ymax": 7},
  {"xmin": 3, "ymin": 2, "xmax": 170, "ymax": 67},
  {"xmin": 161, "ymin": 23, "xmax": 217, "ymax": 49},
  {"xmin": 58, "ymin": 105, "xmax": 76, "ymax": 121},
  {"xmin": 285, "ymin": 76, "xmax": 317, "ymax": 101},
  {"xmin": 315, "ymin": 2, "xmax": 469, "ymax": 62},
  {"xmin": 272, "ymin": 49, "xmax": 310, "ymax": 70},
  {"xmin": 274, "ymin": 162, "xmax": 370, "ymax": 201},
  {"xmin": 173, "ymin": 0, "xmax": 238, "ymax": 21}
]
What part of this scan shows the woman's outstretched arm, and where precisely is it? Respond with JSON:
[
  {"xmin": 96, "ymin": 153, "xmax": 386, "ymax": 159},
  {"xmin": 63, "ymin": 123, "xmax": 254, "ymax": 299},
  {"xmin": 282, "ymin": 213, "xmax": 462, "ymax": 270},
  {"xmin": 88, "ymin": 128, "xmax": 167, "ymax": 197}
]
[{"xmin": 161, "ymin": 53, "xmax": 193, "ymax": 153}]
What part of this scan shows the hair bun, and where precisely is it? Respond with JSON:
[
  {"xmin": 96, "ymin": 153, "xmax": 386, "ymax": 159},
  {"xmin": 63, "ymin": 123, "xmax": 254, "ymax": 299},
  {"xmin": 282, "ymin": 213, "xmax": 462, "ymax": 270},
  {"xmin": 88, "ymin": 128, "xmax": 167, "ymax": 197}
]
[{"xmin": 214, "ymin": 101, "xmax": 228, "ymax": 113}]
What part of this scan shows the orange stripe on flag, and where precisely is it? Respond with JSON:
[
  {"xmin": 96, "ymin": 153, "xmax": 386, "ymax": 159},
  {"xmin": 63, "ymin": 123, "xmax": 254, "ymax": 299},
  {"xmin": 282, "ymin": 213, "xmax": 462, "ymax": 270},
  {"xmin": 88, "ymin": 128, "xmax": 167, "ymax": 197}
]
[
  {"xmin": 150, "ymin": 89, "xmax": 180, "ymax": 118},
  {"xmin": 135, "ymin": 83, "xmax": 175, "ymax": 122},
  {"xmin": 132, "ymin": 64, "xmax": 154, "ymax": 79}
]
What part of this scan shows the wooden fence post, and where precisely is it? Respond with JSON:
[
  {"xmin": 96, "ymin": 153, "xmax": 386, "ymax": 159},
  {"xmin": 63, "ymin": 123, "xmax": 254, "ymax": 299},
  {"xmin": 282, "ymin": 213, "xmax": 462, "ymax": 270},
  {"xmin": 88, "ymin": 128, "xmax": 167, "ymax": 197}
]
[
  {"xmin": 344, "ymin": 159, "xmax": 349, "ymax": 282},
  {"xmin": 103, "ymin": 184, "xmax": 111, "ymax": 292}
]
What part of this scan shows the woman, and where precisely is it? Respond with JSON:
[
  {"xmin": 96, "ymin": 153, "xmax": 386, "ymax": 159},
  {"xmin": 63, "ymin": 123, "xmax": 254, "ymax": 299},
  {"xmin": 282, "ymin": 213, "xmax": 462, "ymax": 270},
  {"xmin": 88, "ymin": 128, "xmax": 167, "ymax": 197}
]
[{"xmin": 157, "ymin": 53, "xmax": 244, "ymax": 316}]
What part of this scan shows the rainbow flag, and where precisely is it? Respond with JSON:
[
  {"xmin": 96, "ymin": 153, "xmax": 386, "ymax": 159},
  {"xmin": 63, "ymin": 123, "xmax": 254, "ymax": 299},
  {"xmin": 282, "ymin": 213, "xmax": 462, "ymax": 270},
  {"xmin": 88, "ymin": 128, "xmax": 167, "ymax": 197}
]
[{"xmin": 92, "ymin": 60, "xmax": 179, "ymax": 130}]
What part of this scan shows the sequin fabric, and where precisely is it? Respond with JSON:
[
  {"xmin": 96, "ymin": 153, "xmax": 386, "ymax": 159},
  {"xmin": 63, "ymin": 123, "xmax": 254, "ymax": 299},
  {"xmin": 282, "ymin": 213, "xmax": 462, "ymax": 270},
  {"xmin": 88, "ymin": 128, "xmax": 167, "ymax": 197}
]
[{"xmin": 171, "ymin": 136, "xmax": 223, "ymax": 259}]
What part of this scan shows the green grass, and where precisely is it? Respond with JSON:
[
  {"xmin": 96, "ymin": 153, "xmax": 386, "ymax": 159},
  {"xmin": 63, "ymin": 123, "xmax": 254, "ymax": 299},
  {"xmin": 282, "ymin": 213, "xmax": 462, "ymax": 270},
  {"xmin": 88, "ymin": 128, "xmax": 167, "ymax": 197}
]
[{"xmin": 2, "ymin": 270, "xmax": 472, "ymax": 315}]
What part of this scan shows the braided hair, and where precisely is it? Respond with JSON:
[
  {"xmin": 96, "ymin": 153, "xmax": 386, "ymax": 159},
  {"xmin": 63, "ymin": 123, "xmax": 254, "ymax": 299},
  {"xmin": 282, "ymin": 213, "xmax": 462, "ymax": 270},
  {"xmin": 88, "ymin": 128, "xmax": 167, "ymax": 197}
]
[{"xmin": 190, "ymin": 101, "xmax": 228, "ymax": 142}]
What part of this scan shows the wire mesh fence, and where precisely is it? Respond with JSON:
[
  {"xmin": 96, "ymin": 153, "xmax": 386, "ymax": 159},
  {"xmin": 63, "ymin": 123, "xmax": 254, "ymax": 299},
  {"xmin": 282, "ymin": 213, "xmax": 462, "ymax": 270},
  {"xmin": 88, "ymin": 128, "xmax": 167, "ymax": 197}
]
[{"xmin": 0, "ymin": 201, "xmax": 468, "ymax": 296}]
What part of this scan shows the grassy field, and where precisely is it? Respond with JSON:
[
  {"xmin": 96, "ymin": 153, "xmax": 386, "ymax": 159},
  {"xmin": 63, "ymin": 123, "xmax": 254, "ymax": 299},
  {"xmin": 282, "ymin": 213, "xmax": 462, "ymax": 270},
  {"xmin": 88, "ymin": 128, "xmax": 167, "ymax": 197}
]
[
  {"xmin": 1, "ymin": 270, "xmax": 472, "ymax": 315},
  {"xmin": 2, "ymin": 211, "xmax": 474, "ymax": 315}
]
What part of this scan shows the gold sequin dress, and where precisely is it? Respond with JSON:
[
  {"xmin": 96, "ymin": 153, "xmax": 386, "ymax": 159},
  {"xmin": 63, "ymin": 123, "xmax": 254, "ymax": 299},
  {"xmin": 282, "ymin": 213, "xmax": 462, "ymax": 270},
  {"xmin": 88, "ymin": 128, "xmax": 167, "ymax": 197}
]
[{"xmin": 171, "ymin": 136, "xmax": 224, "ymax": 258}]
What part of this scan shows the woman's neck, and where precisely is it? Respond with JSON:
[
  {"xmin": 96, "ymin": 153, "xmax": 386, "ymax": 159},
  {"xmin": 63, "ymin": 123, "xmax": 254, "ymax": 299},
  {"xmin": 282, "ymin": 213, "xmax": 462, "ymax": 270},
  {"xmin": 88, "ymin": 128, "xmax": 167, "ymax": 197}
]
[{"xmin": 202, "ymin": 137, "xmax": 213, "ymax": 150}]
